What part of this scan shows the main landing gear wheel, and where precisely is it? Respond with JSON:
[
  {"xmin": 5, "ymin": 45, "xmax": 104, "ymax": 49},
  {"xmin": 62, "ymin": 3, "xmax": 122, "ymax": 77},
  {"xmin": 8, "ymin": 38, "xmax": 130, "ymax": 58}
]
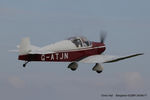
[
  {"xmin": 68, "ymin": 62, "xmax": 78, "ymax": 71},
  {"xmin": 96, "ymin": 70, "xmax": 102, "ymax": 73},
  {"xmin": 23, "ymin": 61, "xmax": 29, "ymax": 67},
  {"xmin": 70, "ymin": 68, "xmax": 76, "ymax": 71},
  {"xmin": 92, "ymin": 63, "xmax": 103, "ymax": 74}
]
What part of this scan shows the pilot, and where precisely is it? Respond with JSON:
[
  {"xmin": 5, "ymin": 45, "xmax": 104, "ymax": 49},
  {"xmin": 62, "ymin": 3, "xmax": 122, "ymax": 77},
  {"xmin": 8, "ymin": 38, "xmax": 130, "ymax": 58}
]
[
  {"xmin": 73, "ymin": 39, "xmax": 82, "ymax": 47},
  {"xmin": 84, "ymin": 41, "xmax": 89, "ymax": 46}
]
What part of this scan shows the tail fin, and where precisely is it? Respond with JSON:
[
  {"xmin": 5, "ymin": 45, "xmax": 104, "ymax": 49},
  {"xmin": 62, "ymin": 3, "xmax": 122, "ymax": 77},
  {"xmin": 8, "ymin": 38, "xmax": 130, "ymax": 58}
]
[{"xmin": 19, "ymin": 37, "xmax": 31, "ymax": 55}]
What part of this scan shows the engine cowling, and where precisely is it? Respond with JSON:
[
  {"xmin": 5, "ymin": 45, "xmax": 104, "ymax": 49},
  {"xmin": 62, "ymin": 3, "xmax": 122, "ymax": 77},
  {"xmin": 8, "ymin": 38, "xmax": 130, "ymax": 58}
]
[
  {"xmin": 92, "ymin": 63, "xmax": 103, "ymax": 73},
  {"xmin": 68, "ymin": 62, "xmax": 78, "ymax": 71}
]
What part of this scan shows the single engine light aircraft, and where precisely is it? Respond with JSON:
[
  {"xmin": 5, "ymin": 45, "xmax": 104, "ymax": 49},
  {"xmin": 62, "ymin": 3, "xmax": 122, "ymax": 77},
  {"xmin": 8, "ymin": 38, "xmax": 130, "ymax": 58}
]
[{"xmin": 15, "ymin": 34, "xmax": 143, "ymax": 73}]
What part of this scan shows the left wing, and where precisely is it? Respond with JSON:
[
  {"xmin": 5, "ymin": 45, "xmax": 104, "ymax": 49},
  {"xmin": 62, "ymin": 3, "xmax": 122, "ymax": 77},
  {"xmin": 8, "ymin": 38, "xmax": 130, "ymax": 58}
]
[
  {"xmin": 79, "ymin": 53, "xmax": 144, "ymax": 63},
  {"xmin": 28, "ymin": 50, "xmax": 55, "ymax": 54}
]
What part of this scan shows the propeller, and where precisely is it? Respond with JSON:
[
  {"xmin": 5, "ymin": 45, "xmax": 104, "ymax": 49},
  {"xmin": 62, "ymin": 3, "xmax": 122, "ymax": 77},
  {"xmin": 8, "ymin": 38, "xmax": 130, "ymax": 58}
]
[{"xmin": 100, "ymin": 30, "xmax": 107, "ymax": 43}]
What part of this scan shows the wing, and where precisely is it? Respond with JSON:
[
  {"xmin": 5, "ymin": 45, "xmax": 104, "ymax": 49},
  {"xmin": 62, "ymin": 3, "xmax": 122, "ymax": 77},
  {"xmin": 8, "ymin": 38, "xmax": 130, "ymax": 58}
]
[{"xmin": 79, "ymin": 53, "xmax": 143, "ymax": 63}]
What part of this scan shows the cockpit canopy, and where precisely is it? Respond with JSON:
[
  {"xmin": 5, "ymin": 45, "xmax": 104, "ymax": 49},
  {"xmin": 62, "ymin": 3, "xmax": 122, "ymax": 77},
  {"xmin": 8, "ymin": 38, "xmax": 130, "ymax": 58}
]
[{"xmin": 67, "ymin": 36, "xmax": 92, "ymax": 48}]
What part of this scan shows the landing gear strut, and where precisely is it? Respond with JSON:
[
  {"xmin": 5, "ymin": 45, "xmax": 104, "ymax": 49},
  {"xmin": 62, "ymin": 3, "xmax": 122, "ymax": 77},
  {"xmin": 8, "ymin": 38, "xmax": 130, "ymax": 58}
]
[{"xmin": 23, "ymin": 61, "xmax": 29, "ymax": 67}]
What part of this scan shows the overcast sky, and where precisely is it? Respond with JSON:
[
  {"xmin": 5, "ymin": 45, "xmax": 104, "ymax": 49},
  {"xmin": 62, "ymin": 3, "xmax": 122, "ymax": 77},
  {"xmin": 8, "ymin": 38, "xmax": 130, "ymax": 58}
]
[{"xmin": 0, "ymin": 0, "xmax": 150, "ymax": 100}]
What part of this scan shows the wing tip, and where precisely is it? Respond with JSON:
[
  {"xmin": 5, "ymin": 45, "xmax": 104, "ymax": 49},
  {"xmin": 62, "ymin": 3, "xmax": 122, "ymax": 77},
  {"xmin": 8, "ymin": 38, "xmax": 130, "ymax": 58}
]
[{"xmin": 136, "ymin": 53, "xmax": 144, "ymax": 56}]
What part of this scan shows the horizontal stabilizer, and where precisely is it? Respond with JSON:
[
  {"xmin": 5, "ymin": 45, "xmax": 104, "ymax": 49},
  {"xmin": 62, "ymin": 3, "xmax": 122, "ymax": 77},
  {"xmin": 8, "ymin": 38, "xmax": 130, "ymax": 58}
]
[{"xmin": 8, "ymin": 49, "xmax": 19, "ymax": 52}]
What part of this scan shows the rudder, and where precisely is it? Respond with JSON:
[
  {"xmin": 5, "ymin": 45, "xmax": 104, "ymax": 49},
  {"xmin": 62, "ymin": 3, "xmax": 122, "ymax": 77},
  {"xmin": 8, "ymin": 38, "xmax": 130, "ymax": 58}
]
[{"xmin": 19, "ymin": 37, "xmax": 31, "ymax": 55}]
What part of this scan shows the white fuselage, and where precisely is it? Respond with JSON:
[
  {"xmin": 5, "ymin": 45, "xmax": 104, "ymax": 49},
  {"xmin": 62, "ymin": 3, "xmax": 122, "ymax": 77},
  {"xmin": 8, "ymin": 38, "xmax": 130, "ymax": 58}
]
[{"xmin": 40, "ymin": 40, "xmax": 77, "ymax": 52}]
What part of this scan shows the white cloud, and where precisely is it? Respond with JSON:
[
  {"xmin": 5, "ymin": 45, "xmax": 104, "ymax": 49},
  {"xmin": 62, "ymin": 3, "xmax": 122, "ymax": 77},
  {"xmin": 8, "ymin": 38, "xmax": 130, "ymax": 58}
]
[
  {"xmin": 123, "ymin": 72, "xmax": 144, "ymax": 89},
  {"xmin": 8, "ymin": 76, "xmax": 25, "ymax": 88}
]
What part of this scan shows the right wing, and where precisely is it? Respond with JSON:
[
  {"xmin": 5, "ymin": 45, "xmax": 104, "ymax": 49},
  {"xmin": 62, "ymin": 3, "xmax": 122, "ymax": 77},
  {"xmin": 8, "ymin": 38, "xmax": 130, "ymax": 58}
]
[{"xmin": 79, "ymin": 53, "xmax": 144, "ymax": 64}]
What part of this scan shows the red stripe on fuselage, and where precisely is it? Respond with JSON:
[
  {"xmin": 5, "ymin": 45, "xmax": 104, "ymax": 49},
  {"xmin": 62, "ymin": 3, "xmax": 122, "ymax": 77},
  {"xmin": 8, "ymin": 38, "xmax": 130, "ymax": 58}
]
[{"xmin": 18, "ymin": 42, "xmax": 105, "ymax": 62}]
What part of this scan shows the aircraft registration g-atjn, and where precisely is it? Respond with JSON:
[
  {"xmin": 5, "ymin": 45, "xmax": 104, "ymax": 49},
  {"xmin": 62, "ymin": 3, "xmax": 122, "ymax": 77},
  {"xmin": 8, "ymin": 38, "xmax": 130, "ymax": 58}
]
[{"xmin": 13, "ymin": 34, "xmax": 143, "ymax": 73}]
